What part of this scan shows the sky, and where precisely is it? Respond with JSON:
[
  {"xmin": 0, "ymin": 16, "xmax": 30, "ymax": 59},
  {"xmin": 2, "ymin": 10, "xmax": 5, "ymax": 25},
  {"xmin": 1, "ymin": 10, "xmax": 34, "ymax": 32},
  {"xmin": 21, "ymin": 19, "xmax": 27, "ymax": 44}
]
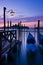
[
  {"xmin": 0, "ymin": 0, "xmax": 43, "ymax": 17},
  {"xmin": 0, "ymin": 0, "xmax": 43, "ymax": 27}
]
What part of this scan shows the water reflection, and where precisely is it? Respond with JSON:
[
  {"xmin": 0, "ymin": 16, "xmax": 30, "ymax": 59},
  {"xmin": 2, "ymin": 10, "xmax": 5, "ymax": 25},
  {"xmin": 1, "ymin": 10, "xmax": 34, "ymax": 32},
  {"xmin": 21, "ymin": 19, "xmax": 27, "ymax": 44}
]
[
  {"xmin": 2, "ymin": 28, "xmax": 43, "ymax": 65},
  {"xmin": 26, "ymin": 51, "xmax": 36, "ymax": 65}
]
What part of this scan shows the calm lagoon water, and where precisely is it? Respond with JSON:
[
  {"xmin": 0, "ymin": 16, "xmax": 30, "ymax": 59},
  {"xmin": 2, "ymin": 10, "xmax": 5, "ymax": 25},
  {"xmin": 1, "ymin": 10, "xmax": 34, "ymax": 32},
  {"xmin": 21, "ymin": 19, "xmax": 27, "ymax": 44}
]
[
  {"xmin": 2, "ymin": 28, "xmax": 43, "ymax": 65},
  {"xmin": 14, "ymin": 28, "xmax": 43, "ymax": 65}
]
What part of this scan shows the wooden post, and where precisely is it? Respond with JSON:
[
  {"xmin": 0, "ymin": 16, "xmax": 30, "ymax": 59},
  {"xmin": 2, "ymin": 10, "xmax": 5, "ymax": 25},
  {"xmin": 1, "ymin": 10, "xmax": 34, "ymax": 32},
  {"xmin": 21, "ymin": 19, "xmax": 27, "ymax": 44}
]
[
  {"xmin": 8, "ymin": 21, "xmax": 9, "ymax": 29},
  {"xmin": 15, "ymin": 30, "xmax": 17, "ymax": 40},
  {"xmin": 0, "ymin": 32, "xmax": 2, "ymax": 62},
  {"xmin": 10, "ymin": 31, "xmax": 12, "ymax": 49},
  {"xmin": 10, "ymin": 21, "xmax": 12, "ymax": 27},
  {"xmin": 34, "ymin": 24, "xmax": 36, "ymax": 38},
  {"xmin": 24, "ymin": 24, "xmax": 25, "ymax": 43},
  {"xmin": 4, "ymin": 7, "xmax": 6, "ymax": 35},
  {"xmin": 18, "ymin": 21, "xmax": 21, "ymax": 41},
  {"xmin": 37, "ymin": 20, "xmax": 40, "ymax": 43}
]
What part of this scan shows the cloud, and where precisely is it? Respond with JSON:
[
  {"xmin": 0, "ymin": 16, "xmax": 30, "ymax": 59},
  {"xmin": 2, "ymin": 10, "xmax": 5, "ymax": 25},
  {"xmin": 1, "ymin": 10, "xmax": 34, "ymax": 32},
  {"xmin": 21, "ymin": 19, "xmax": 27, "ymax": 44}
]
[{"xmin": 0, "ymin": 16, "xmax": 43, "ymax": 23}]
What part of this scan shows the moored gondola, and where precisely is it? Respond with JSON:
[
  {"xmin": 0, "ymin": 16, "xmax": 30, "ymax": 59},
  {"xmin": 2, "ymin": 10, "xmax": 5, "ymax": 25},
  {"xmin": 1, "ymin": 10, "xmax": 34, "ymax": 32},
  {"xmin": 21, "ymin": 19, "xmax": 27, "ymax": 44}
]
[
  {"xmin": 27, "ymin": 33, "xmax": 36, "ymax": 54},
  {"xmin": 39, "ymin": 34, "xmax": 43, "ymax": 52}
]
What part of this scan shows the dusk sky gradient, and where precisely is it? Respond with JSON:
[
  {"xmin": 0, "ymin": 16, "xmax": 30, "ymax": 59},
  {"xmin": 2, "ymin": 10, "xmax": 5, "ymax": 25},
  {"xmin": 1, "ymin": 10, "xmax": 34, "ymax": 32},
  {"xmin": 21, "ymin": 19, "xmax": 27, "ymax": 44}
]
[
  {"xmin": 0, "ymin": 0, "xmax": 43, "ymax": 17},
  {"xmin": 0, "ymin": 0, "xmax": 43, "ymax": 27}
]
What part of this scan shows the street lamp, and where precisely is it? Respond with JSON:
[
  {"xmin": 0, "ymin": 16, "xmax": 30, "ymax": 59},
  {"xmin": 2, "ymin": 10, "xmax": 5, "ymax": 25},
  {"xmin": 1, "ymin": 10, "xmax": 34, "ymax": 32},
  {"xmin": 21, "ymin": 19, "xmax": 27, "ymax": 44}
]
[
  {"xmin": 3, "ymin": 7, "xmax": 14, "ymax": 35},
  {"xmin": 10, "ymin": 10, "xmax": 14, "ymax": 16},
  {"xmin": 3, "ymin": 7, "xmax": 14, "ymax": 49}
]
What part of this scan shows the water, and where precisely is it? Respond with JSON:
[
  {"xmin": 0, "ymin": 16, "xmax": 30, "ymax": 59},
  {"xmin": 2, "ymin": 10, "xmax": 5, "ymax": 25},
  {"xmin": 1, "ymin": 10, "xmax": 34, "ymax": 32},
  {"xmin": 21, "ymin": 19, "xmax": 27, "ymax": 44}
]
[
  {"xmin": 2, "ymin": 28, "xmax": 43, "ymax": 65},
  {"xmin": 15, "ymin": 28, "xmax": 43, "ymax": 65}
]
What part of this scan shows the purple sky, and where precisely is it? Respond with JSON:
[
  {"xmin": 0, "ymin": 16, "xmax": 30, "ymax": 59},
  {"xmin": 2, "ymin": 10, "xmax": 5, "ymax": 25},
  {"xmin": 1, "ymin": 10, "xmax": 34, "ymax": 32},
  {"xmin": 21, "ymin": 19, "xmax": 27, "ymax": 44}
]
[{"xmin": 0, "ymin": 0, "xmax": 43, "ymax": 18}]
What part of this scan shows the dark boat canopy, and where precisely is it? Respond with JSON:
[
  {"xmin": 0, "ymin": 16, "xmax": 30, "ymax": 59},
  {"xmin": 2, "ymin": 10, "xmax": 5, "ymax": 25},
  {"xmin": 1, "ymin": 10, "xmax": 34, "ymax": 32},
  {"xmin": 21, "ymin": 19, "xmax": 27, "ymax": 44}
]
[
  {"xmin": 27, "ymin": 33, "xmax": 35, "ymax": 44},
  {"xmin": 39, "ymin": 34, "xmax": 43, "ymax": 45}
]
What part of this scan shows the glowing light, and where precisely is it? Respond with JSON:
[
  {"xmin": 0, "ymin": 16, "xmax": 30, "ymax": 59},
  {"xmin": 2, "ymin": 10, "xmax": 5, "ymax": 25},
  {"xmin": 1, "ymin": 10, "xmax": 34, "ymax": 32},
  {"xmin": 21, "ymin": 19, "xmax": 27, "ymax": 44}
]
[{"xmin": 10, "ymin": 10, "xmax": 15, "ymax": 16}]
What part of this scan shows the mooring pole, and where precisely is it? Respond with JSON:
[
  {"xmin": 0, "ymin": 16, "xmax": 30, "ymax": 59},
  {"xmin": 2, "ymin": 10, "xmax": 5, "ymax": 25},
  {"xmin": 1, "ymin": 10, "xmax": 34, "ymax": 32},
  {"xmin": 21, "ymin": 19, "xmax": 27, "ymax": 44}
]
[
  {"xmin": 0, "ymin": 33, "xmax": 2, "ymax": 62},
  {"xmin": 4, "ymin": 7, "xmax": 6, "ymax": 35},
  {"xmin": 24, "ymin": 24, "xmax": 25, "ymax": 43},
  {"xmin": 37, "ymin": 20, "xmax": 40, "ymax": 43},
  {"xmin": 10, "ymin": 21, "xmax": 12, "ymax": 27},
  {"xmin": 8, "ymin": 21, "xmax": 9, "ymax": 29},
  {"xmin": 34, "ymin": 24, "xmax": 36, "ymax": 38}
]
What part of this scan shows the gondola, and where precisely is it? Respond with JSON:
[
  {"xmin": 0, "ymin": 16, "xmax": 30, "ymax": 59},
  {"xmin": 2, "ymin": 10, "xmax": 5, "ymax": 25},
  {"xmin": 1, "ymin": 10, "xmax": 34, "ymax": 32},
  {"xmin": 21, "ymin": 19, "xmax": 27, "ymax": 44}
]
[
  {"xmin": 27, "ymin": 33, "xmax": 36, "ymax": 54},
  {"xmin": 39, "ymin": 34, "xmax": 43, "ymax": 51}
]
